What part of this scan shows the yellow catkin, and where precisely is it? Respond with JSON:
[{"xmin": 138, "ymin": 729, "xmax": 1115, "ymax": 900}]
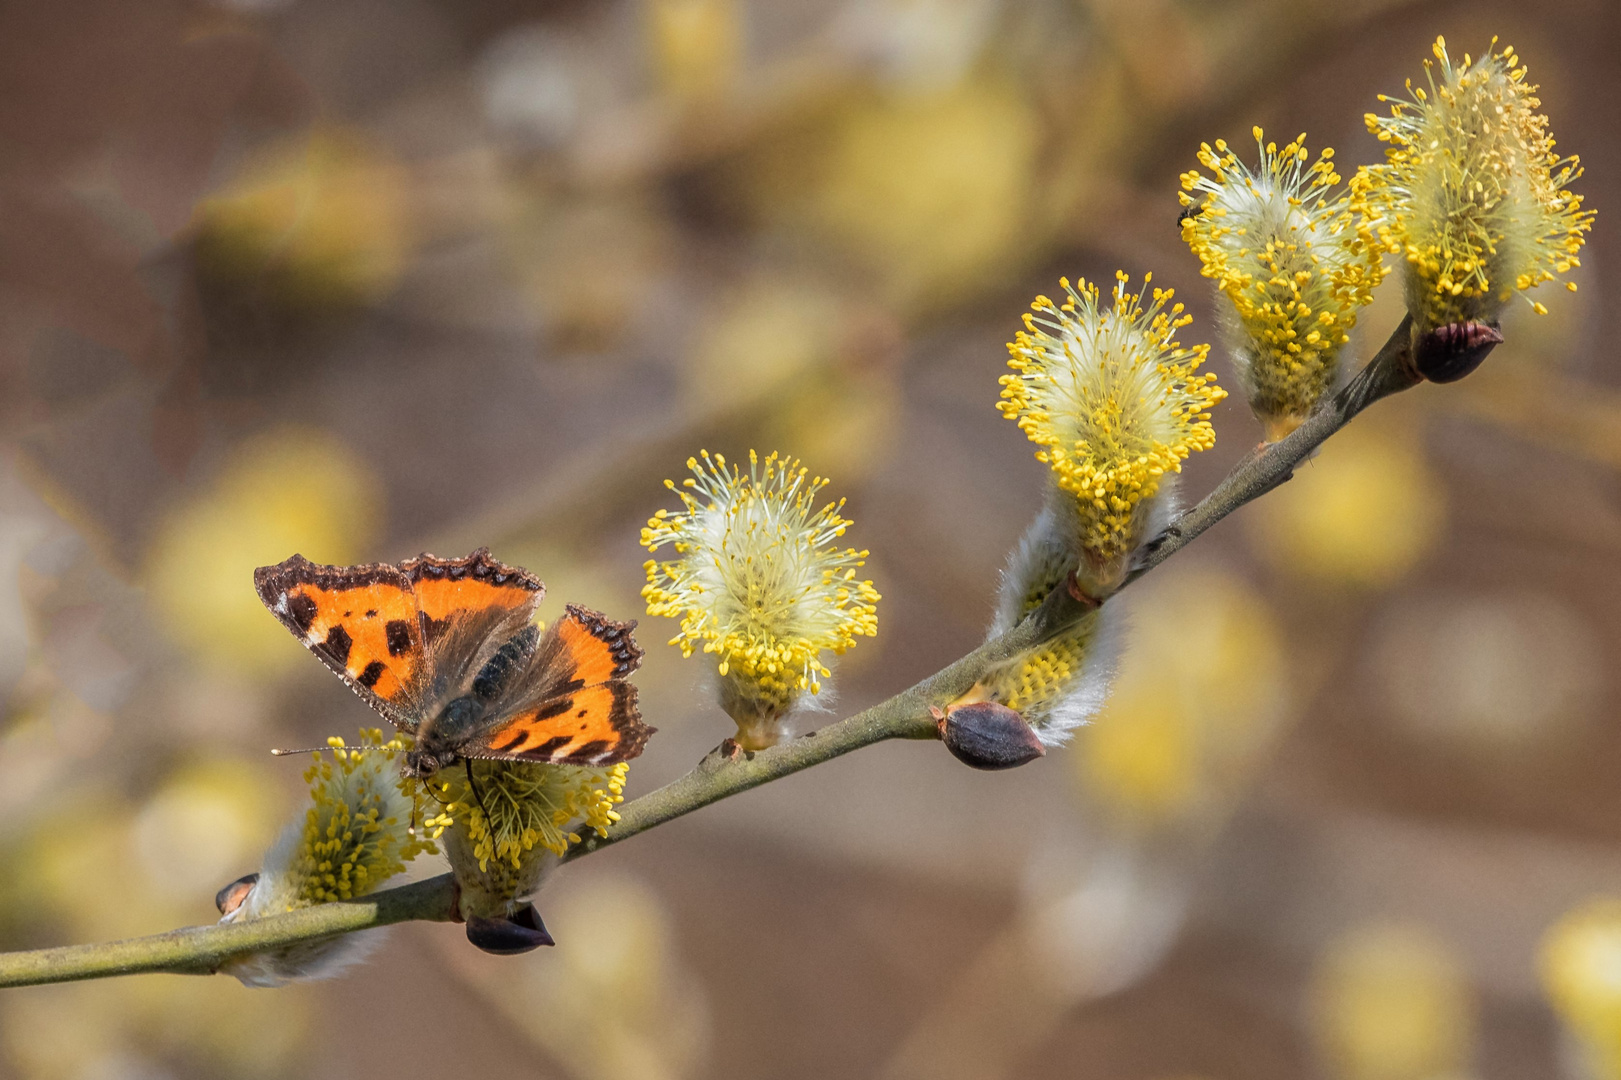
[
  {"xmin": 997, "ymin": 272, "xmax": 1225, "ymax": 568},
  {"xmin": 1361, "ymin": 36, "xmax": 1592, "ymax": 333},
  {"xmin": 984, "ymin": 615, "xmax": 1106, "ymax": 724},
  {"xmin": 287, "ymin": 730, "xmax": 436, "ymax": 908},
  {"xmin": 1181, "ymin": 129, "xmax": 1385, "ymax": 438},
  {"xmin": 435, "ymin": 760, "xmax": 628, "ymax": 873},
  {"xmin": 641, "ymin": 450, "xmax": 879, "ymax": 719}
]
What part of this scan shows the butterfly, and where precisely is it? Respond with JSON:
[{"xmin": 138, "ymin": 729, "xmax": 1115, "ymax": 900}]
[{"xmin": 254, "ymin": 548, "xmax": 654, "ymax": 781}]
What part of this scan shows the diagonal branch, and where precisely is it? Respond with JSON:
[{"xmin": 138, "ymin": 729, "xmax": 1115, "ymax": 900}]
[
  {"xmin": 1127, "ymin": 314, "xmax": 1419, "ymax": 581},
  {"xmin": 0, "ymin": 317, "xmax": 1427, "ymax": 989}
]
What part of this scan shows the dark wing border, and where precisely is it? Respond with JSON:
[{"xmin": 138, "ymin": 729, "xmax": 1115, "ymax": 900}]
[
  {"xmin": 398, "ymin": 547, "xmax": 545, "ymax": 594},
  {"xmin": 562, "ymin": 603, "xmax": 644, "ymax": 680}
]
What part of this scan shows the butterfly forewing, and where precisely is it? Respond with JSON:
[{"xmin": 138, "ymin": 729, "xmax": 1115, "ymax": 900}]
[
  {"xmin": 256, "ymin": 548, "xmax": 544, "ymax": 731},
  {"xmin": 253, "ymin": 555, "xmax": 428, "ymax": 728},
  {"xmin": 401, "ymin": 549, "xmax": 544, "ymax": 646}
]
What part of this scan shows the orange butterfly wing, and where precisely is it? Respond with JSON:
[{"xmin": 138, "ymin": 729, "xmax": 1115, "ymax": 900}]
[
  {"xmin": 400, "ymin": 549, "xmax": 543, "ymax": 645},
  {"xmin": 256, "ymin": 548, "xmax": 545, "ymax": 728},
  {"xmin": 470, "ymin": 604, "xmax": 653, "ymax": 766},
  {"xmin": 254, "ymin": 555, "xmax": 426, "ymax": 723}
]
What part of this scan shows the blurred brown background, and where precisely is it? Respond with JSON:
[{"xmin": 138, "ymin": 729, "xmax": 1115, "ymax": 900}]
[{"xmin": 1, "ymin": 0, "xmax": 1618, "ymax": 1077}]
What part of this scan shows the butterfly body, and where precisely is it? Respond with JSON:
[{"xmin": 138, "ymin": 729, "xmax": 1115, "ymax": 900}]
[
  {"xmin": 400, "ymin": 696, "xmax": 481, "ymax": 779},
  {"xmin": 255, "ymin": 549, "xmax": 653, "ymax": 779}
]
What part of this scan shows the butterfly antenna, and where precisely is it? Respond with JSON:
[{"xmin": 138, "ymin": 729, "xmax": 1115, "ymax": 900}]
[
  {"xmin": 269, "ymin": 744, "xmax": 377, "ymax": 756},
  {"xmin": 465, "ymin": 759, "xmax": 490, "ymax": 820}
]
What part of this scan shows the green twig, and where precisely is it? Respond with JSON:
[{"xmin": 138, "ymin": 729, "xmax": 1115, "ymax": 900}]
[
  {"xmin": 0, "ymin": 318, "xmax": 1429, "ymax": 989},
  {"xmin": 0, "ymin": 876, "xmax": 457, "ymax": 988},
  {"xmin": 1128, "ymin": 314, "xmax": 1419, "ymax": 581}
]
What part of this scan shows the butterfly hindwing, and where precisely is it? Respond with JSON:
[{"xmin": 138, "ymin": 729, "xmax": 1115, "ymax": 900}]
[
  {"xmin": 476, "ymin": 683, "xmax": 641, "ymax": 765},
  {"xmin": 253, "ymin": 554, "xmax": 426, "ymax": 726},
  {"xmin": 468, "ymin": 604, "xmax": 653, "ymax": 766},
  {"xmin": 554, "ymin": 605, "xmax": 642, "ymax": 685}
]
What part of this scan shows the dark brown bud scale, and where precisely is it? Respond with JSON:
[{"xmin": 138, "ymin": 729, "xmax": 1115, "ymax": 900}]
[
  {"xmin": 1412, "ymin": 320, "xmax": 1503, "ymax": 383},
  {"xmin": 937, "ymin": 701, "xmax": 1046, "ymax": 770},
  {"xmin": 465, "ymin": 901, "xmax": 555, "ymax": 954}
]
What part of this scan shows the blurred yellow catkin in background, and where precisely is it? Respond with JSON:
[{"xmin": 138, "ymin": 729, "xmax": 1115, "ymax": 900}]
[
  {"xmin": 1246, "ymin": 417, "xmax": 1445, "ymax": 589},
  {"xmin": 742, "ymin": 79, "xmax": 1041, "ymax": 309},
  {"xmin": 1314, "ymin": 922, "xmax": 1477, "ymax": 1080},
  {"xmin": 686, "ymin": 273, "xmax": 848, "ymax": 410},
  {"xmin": 193, "ymin": 128, "xmax": 414, "ymax": 310},
  {"xmin": 144, "ymin": 427, "xmax": 380, "ymax": 675},
  {"xmin": 445, "ymin": 873, "xmax": 709, "ymax": 1080},
  {"xmin": 130, "ymin": 759, "xmax": 279, "ymax": 907},
  {"xmin": 1542, "ymin": 899, "xmax": 1621, "ymax": 1080},
  {"xmin": 1372, "ymin": 590, "xmax": 1601, "ymax": 754},
  {"xmin": 646, "ymin": 0, "xmax": 743, "ymax": 102},
  {"xmin": 1079, "ymin": 564, "xmax": 1287, "ymax": 828}
]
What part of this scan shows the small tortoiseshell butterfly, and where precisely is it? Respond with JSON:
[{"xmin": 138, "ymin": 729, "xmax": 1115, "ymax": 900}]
[{"xmin": 254, "ymin": 549, "xmax": 654, "ymax": 780}]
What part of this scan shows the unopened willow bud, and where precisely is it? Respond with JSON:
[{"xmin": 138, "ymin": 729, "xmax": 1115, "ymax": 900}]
[
  {"xmin": 934, "ymin": 702, "xmax": 1046, "ymax": 770},
  {"xmin": 1410, "ymin": 320, "xmax": 1502, "ymax": 383},
  {"xmin": 465, "ymin": 903, "xmax": 555, "ymax": 955}
]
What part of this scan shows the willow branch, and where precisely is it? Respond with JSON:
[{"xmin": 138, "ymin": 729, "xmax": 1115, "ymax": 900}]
[
  {"xmin": 0, "ymin": 876, "xmax": 457, "ymax": 988},
  {"xmin": 0, "ymin": 317, "xmax": 1426, "ymax": 990},
  {"xmin": 1129, "ymin": 314, "xmax": 1419, "ymax": 580}
]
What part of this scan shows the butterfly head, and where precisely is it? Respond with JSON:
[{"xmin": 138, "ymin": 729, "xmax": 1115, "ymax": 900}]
[{"xmin": 401, "ymin": 747, "xmax": 450, "ymax": 779}]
